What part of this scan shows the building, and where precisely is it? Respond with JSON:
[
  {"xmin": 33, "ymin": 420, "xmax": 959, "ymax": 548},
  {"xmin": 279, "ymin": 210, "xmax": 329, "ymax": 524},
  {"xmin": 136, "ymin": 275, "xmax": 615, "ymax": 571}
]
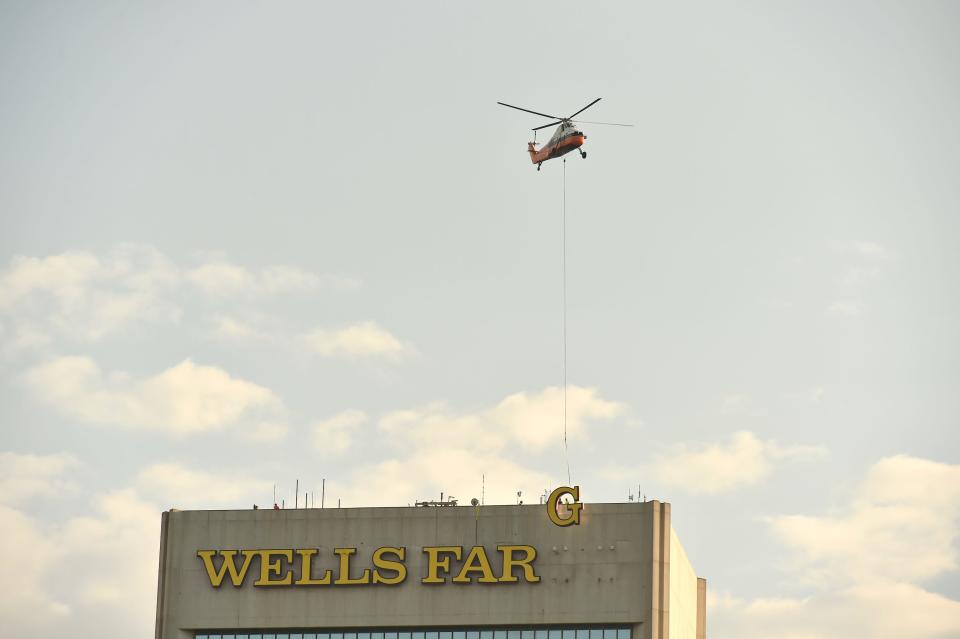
[{"xmin": 155, "ymin": 489, "xmax": 706, "ymax": 639}]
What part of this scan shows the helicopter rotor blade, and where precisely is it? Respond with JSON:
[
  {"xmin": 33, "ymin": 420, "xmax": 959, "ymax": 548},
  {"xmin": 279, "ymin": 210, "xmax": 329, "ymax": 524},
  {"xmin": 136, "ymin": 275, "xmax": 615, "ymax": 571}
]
[
  {"xmin": 572, "ymin": 120, "xmax": 634, "ymax": 127},
  {"xmin": 566, "ymin": 97, "xmax": 602, "ymax": 119},
  {"xmin": 532, "ymin": 120, "xmax": 564, "ymax": 131},
  {"xmin": 497, "ymin": 102, "xmax": 563, "ymax": 120}
]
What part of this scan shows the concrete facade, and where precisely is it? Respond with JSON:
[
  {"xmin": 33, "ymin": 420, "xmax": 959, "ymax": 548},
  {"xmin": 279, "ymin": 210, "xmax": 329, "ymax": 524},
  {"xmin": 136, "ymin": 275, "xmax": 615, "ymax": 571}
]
[{"xmin": 155, "ymin": 501, "xmax": 705, "ymax": 639}]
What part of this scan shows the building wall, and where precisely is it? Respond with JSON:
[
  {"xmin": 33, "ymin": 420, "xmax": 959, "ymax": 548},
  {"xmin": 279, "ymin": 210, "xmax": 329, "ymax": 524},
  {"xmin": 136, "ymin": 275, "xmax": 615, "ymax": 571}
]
[
  {"xmin": 667, "ymin": 528, "xmax": 697, "ymax": 639},
  {"xmin": 155, "ymin": 502, "xmax": 697, "ymax": 639}
]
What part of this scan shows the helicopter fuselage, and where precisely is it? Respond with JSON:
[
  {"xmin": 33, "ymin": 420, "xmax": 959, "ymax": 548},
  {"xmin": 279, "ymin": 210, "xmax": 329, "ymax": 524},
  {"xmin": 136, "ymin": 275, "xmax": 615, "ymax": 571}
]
[{"xmin": 528, "ymin": 123, "xmax": 586, "ymax": 165}]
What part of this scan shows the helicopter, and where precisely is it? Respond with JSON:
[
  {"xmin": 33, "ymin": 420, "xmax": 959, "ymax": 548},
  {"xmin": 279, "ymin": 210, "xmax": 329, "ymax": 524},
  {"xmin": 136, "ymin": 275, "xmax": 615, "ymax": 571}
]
[{"xmin": 497, "ymin": 98, "xmax": 632, "ymax": 170}]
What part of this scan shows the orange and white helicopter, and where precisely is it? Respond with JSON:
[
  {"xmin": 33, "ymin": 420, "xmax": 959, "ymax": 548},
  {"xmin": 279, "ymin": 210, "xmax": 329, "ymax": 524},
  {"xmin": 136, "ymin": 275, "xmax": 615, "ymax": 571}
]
[{"xmin": 498, "ymin": 98, "xmax": 632, "ymax": 170}]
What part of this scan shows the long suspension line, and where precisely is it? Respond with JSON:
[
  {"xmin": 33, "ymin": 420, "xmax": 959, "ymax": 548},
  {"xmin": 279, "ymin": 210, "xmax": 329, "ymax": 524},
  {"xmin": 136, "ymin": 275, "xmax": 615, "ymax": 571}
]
[{"xmin": 562, "ymin": 157, "xmax": 570, "ymax": 486}]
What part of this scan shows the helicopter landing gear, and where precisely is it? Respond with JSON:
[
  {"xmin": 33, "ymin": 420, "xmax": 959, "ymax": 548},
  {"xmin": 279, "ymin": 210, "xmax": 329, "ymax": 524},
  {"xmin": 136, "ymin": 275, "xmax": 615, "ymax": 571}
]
[
  {"xmin": 580, "ymin": 150, "xmax": 587, "ymax": 159},
  {"xmin": 537, "ymin": 162, "xmax": 542, "ymax": 171}
]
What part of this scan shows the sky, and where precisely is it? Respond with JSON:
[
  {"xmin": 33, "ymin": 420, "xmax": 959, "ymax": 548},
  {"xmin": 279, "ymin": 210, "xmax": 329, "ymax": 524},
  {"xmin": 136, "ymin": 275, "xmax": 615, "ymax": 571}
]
[{"xmin": 0, "ymin": 1, "xmax": 958, "ymax": 637}]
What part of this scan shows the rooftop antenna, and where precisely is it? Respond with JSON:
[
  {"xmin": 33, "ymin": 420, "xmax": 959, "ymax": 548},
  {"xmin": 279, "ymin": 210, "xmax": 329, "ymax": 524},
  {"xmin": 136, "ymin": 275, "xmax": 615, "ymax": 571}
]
[
  {"xmin": 482, "ymin": 474, "xmax": 485, "ymax": 505},
  {"xmin": 322, "ymin": 478, "xmax": 326, "ymax": 509},
  {"xmin": 295, "ymin": 479, "xmax": 299, "ymax": 508}
]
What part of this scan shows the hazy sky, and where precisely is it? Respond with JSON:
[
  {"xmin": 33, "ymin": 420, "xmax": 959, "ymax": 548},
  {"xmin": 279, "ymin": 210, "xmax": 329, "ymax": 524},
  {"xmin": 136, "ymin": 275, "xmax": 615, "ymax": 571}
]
[{"xmin": 1, "ymin": 2, "xmax": 958, "ymax": 638}]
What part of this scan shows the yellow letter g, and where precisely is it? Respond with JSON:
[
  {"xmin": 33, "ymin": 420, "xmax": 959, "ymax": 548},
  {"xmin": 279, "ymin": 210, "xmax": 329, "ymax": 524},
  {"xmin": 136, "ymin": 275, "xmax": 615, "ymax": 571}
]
[{"xmin": 547, "ymin": 486, "xmax": 582, "ymax": 527}]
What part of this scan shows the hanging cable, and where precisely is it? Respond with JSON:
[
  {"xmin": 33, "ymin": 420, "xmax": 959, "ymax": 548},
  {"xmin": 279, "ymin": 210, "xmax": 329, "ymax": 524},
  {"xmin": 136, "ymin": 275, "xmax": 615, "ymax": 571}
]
[{"xmin": 562, "ymin": 157, "xmax": 570, "ymax": 486}]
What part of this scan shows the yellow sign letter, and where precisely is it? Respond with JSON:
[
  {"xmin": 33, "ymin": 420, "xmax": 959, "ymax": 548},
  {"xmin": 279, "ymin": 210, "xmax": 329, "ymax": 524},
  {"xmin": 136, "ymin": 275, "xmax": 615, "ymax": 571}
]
[
  {"xmin": 254, "ymin": 549, "xmax": 294, "ymax": 586},
  {"xmin": 453, "ymin": 546, "xmax": 498, "ymax": 583},
  {"xmin": 422, "ymin": 546, "xmax": 462, "ymax": 583},
  {"xmin": 295, "ymin": 548, "xmax": 332, "ymax": 586},
  {"xmin": 334, "ymin": 548, "xmax": 371, "ymax": 585},
  {"xmin": 547, "ymin": 485, "xmax": 582, "ymax": 527},
  {"xmin": 372, "ymin": 547, "xmax": 407, "ymax": 585},
  {"xmin": 498, "ymin": 545, "xmax": 541, "ymax": 583},
  {"xmin": 197, "ymin": 549, "xmax": 257, "ymax": 587}
]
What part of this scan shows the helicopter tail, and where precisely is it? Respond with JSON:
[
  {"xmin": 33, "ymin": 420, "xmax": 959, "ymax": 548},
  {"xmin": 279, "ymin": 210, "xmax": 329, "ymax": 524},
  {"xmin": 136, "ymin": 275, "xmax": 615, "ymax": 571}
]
[{"xmin": 527, "ymin": 142, "xmax": 538, "ymax": 164}]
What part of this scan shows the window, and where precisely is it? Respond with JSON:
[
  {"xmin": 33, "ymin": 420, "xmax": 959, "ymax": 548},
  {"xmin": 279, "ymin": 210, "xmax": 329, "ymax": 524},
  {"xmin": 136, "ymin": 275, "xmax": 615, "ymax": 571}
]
[{"xmin": 199, "ymin": 627, "xmax": 629, "ymax": 639}]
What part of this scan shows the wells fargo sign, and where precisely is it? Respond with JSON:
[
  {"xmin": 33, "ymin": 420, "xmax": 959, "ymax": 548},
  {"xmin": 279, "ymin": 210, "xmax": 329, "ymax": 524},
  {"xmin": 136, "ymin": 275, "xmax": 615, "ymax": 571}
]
[
  {"xmin": 197, "ymin": 545, "xmax": 539, "ymax": 587},
  {"xmin": 196, "ymin": 486, "xmax": 581, "ymax": 589}
]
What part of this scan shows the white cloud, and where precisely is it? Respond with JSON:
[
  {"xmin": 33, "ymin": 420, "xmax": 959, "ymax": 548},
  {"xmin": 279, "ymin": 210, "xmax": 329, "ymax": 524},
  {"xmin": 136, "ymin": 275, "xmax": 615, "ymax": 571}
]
[
  {"xmin": 333, "ymin": 448, "xmax": 553, "ymax": 508},
  {"xmin": 647, "ymin": 431, "xmax": 826, "ymax": 495},
  {"xmin": 0, "ymin": 504, "xmax": 72, "ymax": 633},
  {"xmin": 0, "ymin": 455, "xmax": 284, "ymax": 637},
  {"xmin": 767, "ymin": 455, "xmax": 960, "ymax": 584},
  {"xmin": 710, "ymin": 455, "xmax": 960, "ymax": 639},
  {"xmin": 0, "ymin": 451, "xmax": 79, "ymax": 505},
  {"xmin": 379, "ymin": 386, "xmax": 624, "ymax": 453},
  {"xmin": 24, "ymin": 356, "xmax": 280, "ymax": 434},
  {"xmin": 0, "ymin": 246, "xmax": 359, "ymax": 350},
  {"xmin": 710, "ymin": 582, "xmax": 960, "ymax": 639},
  {"xmin": 329, "ymin": 386, "xmax": 623, "ymax": 506},
  {"xmin": 312, "ymin": 409, "xmax": 367, "ymax": 456},
  {"xmin": 827, "ymin": 241, "xmax": 893, "ymax": 309},
  {"xmin": 136, "ymin": 463, "xmax": 272, "ymax": 509},
  {"xmin": 241, "ymin": 420, "xmax": 289, "ymax": 443},
  {"xmin": 720, "ymin": 393, "xmax": 746, "ymax": 414},
  {"xmin": 187, "ymin": 260, "xmax": 358, "ymax": 296},
  {"xmin": 60, "ymin": 489, "xmax": 159, "ymax": 610},
  {"xmin": 304, "ymin": 321, "xmax": 412, "ymax": 359},
  {"xmin": 0, "ymin": 489, "xmax": 159, "ymax": 639},
  {"xmin": 839, "ymin": 265, "xmax": 882, "ymax": 287},
  {"xmin": 490, "ymin": 386, "xmax": 624, "ymax": 449},
  {"xmin": 0, "ymin": 245, "xmax": 181, "ymax": 344},
  {"xmin": 851, "ymin": 240, "xmax": 892, "ymax": 260},
  {"xmin": 825, "ymin": 300, "xmax": 861, "ymax": 316},
  {"xmin": 211, "ymin": 315, "xmax": 261, "ymax": 339}
]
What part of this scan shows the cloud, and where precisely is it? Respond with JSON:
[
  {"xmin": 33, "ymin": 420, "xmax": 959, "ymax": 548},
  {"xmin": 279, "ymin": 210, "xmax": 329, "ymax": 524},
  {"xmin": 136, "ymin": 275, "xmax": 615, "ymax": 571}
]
[
  {"xmin": 312, "ymin": 409, "xmax": 367, "ymax": 456},
  {"xmin": 0, "ymin": 245, "xmax": 180, "ymax": 344},
  {"xmin": 825, "ymin": 300, "xmax": 861, "ymax": 316},
  {"xmin": 328, "ymin": 386, "xmax": 623, "ymax": 506},
  {"xmin": 0, "ymin": 454, "xmax": 286, "ymax": 637},
  {"xmin": 187, "ymin": 261, "xmax": 358, "ymax": 296},
  {"xmin": 720, "ymin": 393, "xmax": 746, "ymax": 414},
  {"xmin": 709, "ymin": 455, "xmax": 960, "ymax": 639},
  {"xmin": 303, "ymin": 321, "xmax": 412, "ymax": 359},
  {"xmin": 379, "ymin": 386, "xmax": 624, "ymax": 453},
  {"xmin": 211, "ymin": 315, "xmax": 262, "ymax": 339},
  {"xmin": 489, "ymin": 386, "xmax": 624, "ymax": 449},
  {"xmin": 850, "ymin": 240, "xmax": 892, "ymax": 260},
  {"xmin": 136, "ymin": 463, "xmax": 272, "ymax": 509},
  {"xmin": 241, "ymin": 420, "xmax": 289, "ymax": 443},
  {"xmin": 710, "ymin": 582, "xmax": 960, "ymax": 639},
  {"xmin": 767, "ymin": 455, "xmax": 960, "ymax": 584},
  {"xmin": 333, "ymin": 448, "xmax": 553, "ymax": 508},
  {"xmin": 0, "ymin": 245, "xmax": 359, "ymax": 350},
  {"xmin": 0, "ymin": 504, "xmax": 72, "ymax": 631},
  {"xmin": 647, "ymin": 431, "xmax": 826, "ymax": 495},
  {"xmin": 0, "ymin": 489, "xmax": 159, "ymax": 639},
  {"xmin": 0, "ymin": 451, "xmax": 80, "ymax": 505},
  {"xmin": 24, "ymin": 356, "xmax": 280, "ymax": 434},
  {"xmin": 827, "ymin": 240, "xmax": 893, "ymax": 310}
]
